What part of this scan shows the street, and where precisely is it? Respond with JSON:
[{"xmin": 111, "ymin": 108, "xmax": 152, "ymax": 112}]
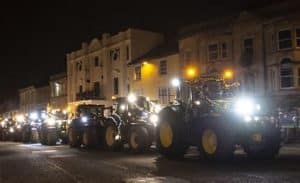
[{"xmin": 0, "ymin": 143, "xmax": 300, "ymax": 183}]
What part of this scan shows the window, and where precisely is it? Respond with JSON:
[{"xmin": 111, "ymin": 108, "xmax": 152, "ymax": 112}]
[
  {"xmin": 183, "ymin": 51, "xmax": 191, "ymax": 64},
  {"xmin": 134, "ymin": 66, "xmax": 141, "ymax": 81},
  {"xmin": 296, "ymin": 29, "xmax": 300, "ymax": 47},
  {"xmin": 79, "ymin": 85, "xmax": 83, "ymax": 93},
  {"xmin": 244, "ymin": 38, "xmax": 254, "ymax": 57},
  {"xmin": 159, "ymin": 60, "xmax": 167, "ymax": 75},
  {"xmin": 278, "ymin": 30, "xmax": 292, "ymax": 50},
  {"xmin": 280, "ymin": 58, "xmax": 294, "ymax": 88},
  {"xmin": 126, "ymin": 45, "xmax": 130, "ymax": 60},
  {"xmin": 94, "ymin": 56, "xmax": 99, "ymax": 67},
  {"xmin": 77, "ymin": 62, "xmax": 82, "ymax": 71},
  {"xmin": 54, "ymin": 82, "xmax": 62, "ymax": 97},
  {"xmin": 94, "ymin": 82, "xmax": 100, "ymax": 97},
  {"xmin": 110, "ymin": 48, "xmax": 120, "ymax": 61},
  {"xmin": 158, "ymin": 88, "xmax": 172, "ymax": 104},
  {"xmin": 269, "ymin": 69, "xmax": 276, "ymax": 91},
  {"xmin": 113, "ymin": 77, "xmax": 119, "ymax": 95},
  {"xmin": 221, "ymin": 42, "xmax": 228, "ymax": 58},
  {"xmin": 208, "ymin": 44, "xmax": 218, "ymax": 61},
  {"xmin": 244, "ymin": 72, "xmax": 255, "ymax": 94},
  {"xmin": 240, "ymin": 38, "xmax": 254, "ymax": 67}
]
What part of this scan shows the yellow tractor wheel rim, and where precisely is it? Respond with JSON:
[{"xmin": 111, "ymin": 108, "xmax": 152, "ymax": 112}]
[
  {"xmin": 130, "ymin": 132, "xmax": 139, "ymax": 149},
  {"xmin": 105, "ymin": 126, "xmax": 115, "ymax": 146},
  {"xmin": 159, "ymin": 122, "xmax": 173, "ymax": 148},
  {"xmin": 202, "ymin": 129, "xmax": 217, "ymax": 155}
]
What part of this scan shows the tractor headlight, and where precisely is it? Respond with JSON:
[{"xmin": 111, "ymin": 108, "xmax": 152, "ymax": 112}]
[
  {"xmin": 46, "ymin": 118, "xmax": 56, "ymax": 126},
  {"xmin": 81, "ymin": 116, "xmax": 88, "ymax": 123},
  {"xmin": 149, "ymin": 114, "xmax": 159, "ymax": 126},
  {"xmin": 41, "ymin": 112, "xmax": 48, "ymax": 120},
  {"xmin": 9, "ymin": 127, "xmax": 14, "ymax": 133},
  {"xmin": 154, "ymin": 104, "xmax": 162, "ymax": 113},
  {"xmin": 234, "ymin": 98, "xmax": 261, "ymax": 115},
  {"xmin": 234, "ymin": 97, "xmax": 261, "ymax": 123}
]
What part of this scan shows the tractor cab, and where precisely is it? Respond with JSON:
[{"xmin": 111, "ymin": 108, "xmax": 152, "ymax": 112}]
[{"xmin": 114, "ymin": 96, "xmax": 152, "ymax": 125}]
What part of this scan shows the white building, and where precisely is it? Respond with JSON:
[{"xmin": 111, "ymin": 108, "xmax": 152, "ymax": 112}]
[{"xmin": 67, "ymin": 28, "xmax": 164, "ymax": 107}]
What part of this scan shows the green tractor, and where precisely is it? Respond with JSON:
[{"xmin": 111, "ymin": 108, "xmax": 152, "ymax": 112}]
[
  {"xmin": 156, "ymin": 76, "xmax": 281, "ymax": 160},
  {"xmin": 68, "ymin": 104, "xmax": 109, "ymax": 148},
  {"xmin": 39, "ymin": 111, "xmax": 69, "ymax": 146},
  {"xmin": 103, "ymin": 95, "xmax": 158, "ymax": 153}
]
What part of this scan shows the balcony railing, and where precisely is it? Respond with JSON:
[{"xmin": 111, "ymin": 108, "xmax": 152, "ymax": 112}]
[{"xmin": 76, "ymin": 91, "xmax": 105, "ymax": 101}]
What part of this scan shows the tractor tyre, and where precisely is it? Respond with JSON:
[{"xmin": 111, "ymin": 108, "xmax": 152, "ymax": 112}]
[
  {"xmin": 156, "ymin": 110, "xmax": 188, "ymax": 158},
  {"xmin": 46, "ymin": 130, "xmax": 58, "ymax": 146},
  {"xmin": 30, "ymin": 130, "xmax": 39, "ymax": 143},
  {"xmin": 103, "ymin": 123, "xmax": 122, "ymax": 151},
  {"xmin": 68, "ymin": 127, "xmax": 81, "ymax": 148},
  {"xmin": 128, "ymin": 126, "xmax": 151, "ymax": 153},
  {"xmin": 199, "ymin": 120, "xmax": 235, "ymax": 161},
  {"xmin": 244, "ymin": 126, "xmax": 281, "ymax": 159},
  {"xmin": 83, "ymin": 127, "xmax": 98, "ymax": 147},
  {"xmin": 40, "ymin": 129, "xmax": 47, "ymax": 145},
  {"xmin": 22, "ymin": 130, "xmax": 31, "ymax": 143}
]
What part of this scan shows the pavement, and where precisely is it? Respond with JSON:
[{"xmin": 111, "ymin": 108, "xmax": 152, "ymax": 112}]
[{"xmin": 1, "ymin": 142, "xmax": 300, "ymax": 183}]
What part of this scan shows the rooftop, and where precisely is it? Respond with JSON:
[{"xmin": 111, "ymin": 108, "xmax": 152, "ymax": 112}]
[{"xmin": 130, "ymin": 40, "xmax": 178, "ymax": 65}]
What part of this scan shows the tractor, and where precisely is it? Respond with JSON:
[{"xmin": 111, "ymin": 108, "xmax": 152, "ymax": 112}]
[
  {"xmin": 103, "ymin": 95, "xmax": 158, "ymax": 153},
  {"xmin": 68, "ymin": 104, "xmax": 109, "ymax": 148},
  {"xmin": 156, "ymin": 74, "xmax": 281, "ymax": 160},
  {"xmin": 40, "ymin": 111, "xmax": 69, "ymax": 146},
  {"xmin": 21, "ymin": 112, "xmax": 41, "ymax": 143}
]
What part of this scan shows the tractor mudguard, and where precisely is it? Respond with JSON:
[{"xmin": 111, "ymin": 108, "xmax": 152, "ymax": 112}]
[
  {"xmin": 159, "ymin": 106, "xmax": 184, "ymax": 122},
  {"xmin": 106, "ymin": 116, "xmax": 121, "ymax": 127}
]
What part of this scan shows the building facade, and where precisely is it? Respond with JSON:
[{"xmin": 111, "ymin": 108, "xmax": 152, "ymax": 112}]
[
  {"xmin": 178, "ymin": 3, "xmax": 300, "ymax": 105},
  {"xmin": 67, "ymin": 28, "xmax": 164, "ymax": 106},
  {"xmin": 19, "ymin": 85, "xmax": 50, "ymax": 114},
  {"xmin": 129, "ymin": 42, "xmax": 180, "ymax": 105},
  {"xmin": 49, "ymin": 73, "xmax": 68, "ymax": 111}
]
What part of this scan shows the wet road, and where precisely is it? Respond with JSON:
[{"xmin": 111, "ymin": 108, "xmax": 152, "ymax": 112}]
[{"xmin": 1, "ymin": 142, "xmax": 300, "ymax": 183}]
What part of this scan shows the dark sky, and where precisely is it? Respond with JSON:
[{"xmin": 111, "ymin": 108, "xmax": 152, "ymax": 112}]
[{"xmin": 0, "ymin": 0, "xmax": 281, "ymax": 102}]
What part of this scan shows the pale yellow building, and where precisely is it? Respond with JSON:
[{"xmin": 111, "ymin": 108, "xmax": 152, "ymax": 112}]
[
  {"xmin": 67, "ymin": 28, "xmax": 164, "ymax": 107},
  {"xmin": 129, "ymin": 42, "xmax": 180, "ymax": 105}
]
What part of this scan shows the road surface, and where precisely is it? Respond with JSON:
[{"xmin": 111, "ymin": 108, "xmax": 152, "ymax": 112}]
[{"xmin": 1, "ymin": 142, "xmax": 300, "ymax": 183}]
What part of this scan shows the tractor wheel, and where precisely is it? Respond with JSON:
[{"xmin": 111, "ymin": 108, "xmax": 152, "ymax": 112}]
[
  {"xmin": 46, "ymin": 130, "xmax": 58, "ymax": 146},
  {"xmin": 129, "ymin": 126, "xmax": 151, "ymax": 153},
  {"xmin": 30, "ymin": 130, "xmax": 39, "ymax": 143},
  {"xmin": 39, "ymin": 129, "xmax": 47, "ymax": 145},
  {"xmin": 199, "ymin": 120, "xmax": 234, "ymax": 161},
  {"xmin": 22, "ymin": 130, "xmax": 31, "ymax": 143},
  {"xmin": 103, "ymin": 123, "xmax": 122, "ymax": 151},
  {"xmin": 244, "ymin": 127, "xmax": 281, "ymax": 159},
  {"xmin": 83, "ymin": 127, "xmax": 98, "ymax": 147},
  {"xmin": 156, "ymin": 111, "xmax": 188, "ymax": 158},
  {"xmin": 68, "ymin": 127, "xmax": 80, "ymax": 148}
]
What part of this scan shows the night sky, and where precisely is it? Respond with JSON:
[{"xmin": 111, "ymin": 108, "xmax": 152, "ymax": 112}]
[{"xmin": 0, "ymin": 0, "xmax": 281, "ymax": 103}]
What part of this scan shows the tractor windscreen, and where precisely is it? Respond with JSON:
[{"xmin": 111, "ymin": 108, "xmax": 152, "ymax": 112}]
[
  {"xmin": 202, "ymin": 80, "xmax": 238, "ymax": 100},
  {"xmin": 77, "ymin": 105, "xmax": 103, "ymax": 118},
  {"xmin": 135, "ymin": 97, "xmax": 150, "ymax": 111}
]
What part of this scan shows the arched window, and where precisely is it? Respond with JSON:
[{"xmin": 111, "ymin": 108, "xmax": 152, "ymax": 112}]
[{"xmin": 280, "ymin": 58, "xmax": 294, "ymax": 88}]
